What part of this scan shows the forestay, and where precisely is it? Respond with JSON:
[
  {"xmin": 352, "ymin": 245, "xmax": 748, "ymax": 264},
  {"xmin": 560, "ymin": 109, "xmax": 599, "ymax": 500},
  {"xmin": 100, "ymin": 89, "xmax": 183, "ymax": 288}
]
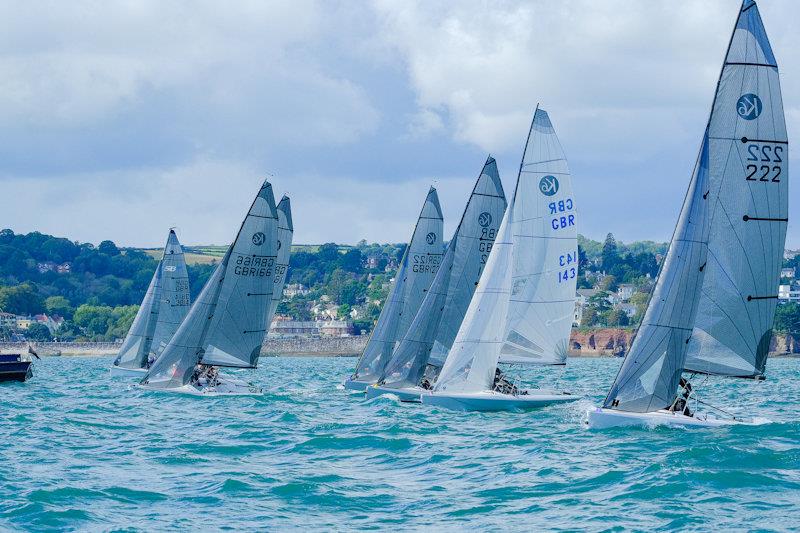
[
  {"xmin": 114, "ymin": 230, "xmax": 190, "ymax": 370},
  {"xmin": 379, "ymin": 157, "xmax": 507, "ymax": 388},
  {"xmin": 435, "ymin": 108, "xmax": 577, "ymax": 392},
  {"xmin": 684, "ymin": 0, "xmax": 787, "ymax": 379},
  {"xmin": 267, "ymin": 196, "xmax": 294, "ymax": 327},
  {"xmin": 141, "ymin": 180, "xmax": 279, "ymax": 389},
  {"xmin": 350, "ymin": 187, "xmax": 444, "ymax": 383},
  {"xmin": 604, "ymin": 0, "xmax": 785, "ymax": 412}
]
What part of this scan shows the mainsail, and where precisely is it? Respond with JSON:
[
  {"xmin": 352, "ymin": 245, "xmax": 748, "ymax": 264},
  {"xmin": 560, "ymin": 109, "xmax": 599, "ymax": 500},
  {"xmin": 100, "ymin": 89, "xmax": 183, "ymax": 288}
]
[
  {"xmin": 604, "ymin": 0, "xmax": 786, "ymax": 412},
  {"xmin": 684, "ymin": 0, "xmax": 787, "ymax": 379},
  {"xmin": 378, "ymin": 157, "xmax": 507, "ymax": 388},
  {"xmin": 114, "ymin": 230, "xmax": 190, "ymax": 370},
  {"xmin": 267, "ymin": 196, "xmax": 294, "ymax": 327},
  {"xmin": 350, "ymin": 187, "xmax": 444, "ymax": 383},
  {"xmin": 141, "ymin": 180, "xmax": 279, "ymax": 389},
  {"xmin": 435, "ymin": 108, "xmax": 578, "ymax": 392},
  {"xmin": 501, "ymin": 109, "xmax": 578, "ymax": 365}
]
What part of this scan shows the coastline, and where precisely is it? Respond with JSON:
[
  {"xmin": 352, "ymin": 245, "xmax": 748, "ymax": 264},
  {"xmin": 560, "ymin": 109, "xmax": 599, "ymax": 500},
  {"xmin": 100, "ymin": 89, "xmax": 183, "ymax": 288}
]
[{"xmin": 5, "ymin": 329, "xmax": 800, "ymax": 358}]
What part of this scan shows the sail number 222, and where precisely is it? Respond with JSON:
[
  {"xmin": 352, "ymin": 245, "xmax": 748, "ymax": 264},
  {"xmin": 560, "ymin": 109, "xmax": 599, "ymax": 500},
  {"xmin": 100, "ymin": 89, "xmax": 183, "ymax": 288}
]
[{"xmin": 745, "ymin": 143, "xmax": 783, "ymax": 183}]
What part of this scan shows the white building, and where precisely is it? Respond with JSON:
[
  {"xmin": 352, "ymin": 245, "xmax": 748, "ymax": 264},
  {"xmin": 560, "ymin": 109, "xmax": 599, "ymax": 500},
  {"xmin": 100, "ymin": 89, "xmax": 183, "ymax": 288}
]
[
  {"xmin": 781, "ymin": 267, "xmax": 796, "ymax": 279},
  {"xmin": 778, "ymin": 284, "xmax": 800, "ymax": 302}
]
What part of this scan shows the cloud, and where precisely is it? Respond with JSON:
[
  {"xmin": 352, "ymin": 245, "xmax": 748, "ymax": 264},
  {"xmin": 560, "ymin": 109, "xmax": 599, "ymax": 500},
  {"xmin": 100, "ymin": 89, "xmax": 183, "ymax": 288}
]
[{"xmin": 0, "ymin": 1, "xmax": 797, "ymax": 248}]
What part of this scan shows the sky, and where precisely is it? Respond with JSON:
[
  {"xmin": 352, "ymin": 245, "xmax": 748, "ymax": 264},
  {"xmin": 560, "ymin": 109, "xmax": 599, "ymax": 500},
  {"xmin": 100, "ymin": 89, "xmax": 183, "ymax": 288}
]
[{"xmin": 0, "ymin": 0, "xmax": 797, "ymax": 248}]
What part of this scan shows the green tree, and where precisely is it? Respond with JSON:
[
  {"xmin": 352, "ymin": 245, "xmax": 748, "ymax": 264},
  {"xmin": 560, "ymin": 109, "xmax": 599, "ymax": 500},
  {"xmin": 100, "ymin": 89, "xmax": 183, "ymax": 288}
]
[
  {"xmin": 605, "ymin": 308, "xmax": 630, "ymax": 327},
  {"xmin": 774, "ymin": 303, "xmax": 800, "ymax": 333},
  {"xmin": 45, "ymin": 296, "xmax": 74, "ymax": 319},
  {"xmin": 0, "ymin": 283, "xmax": 45, "ymax": 315},
  {"xmin": 25, "ymin": 322, "xmax": 52, "ymax": 341},
  {"xmin": 601, "ymin": 233, "xmax": 619, "ymax": 272},
  {"xmin": 98, "ymin": 240, "xmax": 120, "ymax": 256}
]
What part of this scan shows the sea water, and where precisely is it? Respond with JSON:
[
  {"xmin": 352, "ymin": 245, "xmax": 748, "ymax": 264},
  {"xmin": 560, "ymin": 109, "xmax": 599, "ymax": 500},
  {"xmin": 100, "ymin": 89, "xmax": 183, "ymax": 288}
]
[{"xmin": 0, "ymin": 356, "xmax": 798, "ymax": 531}]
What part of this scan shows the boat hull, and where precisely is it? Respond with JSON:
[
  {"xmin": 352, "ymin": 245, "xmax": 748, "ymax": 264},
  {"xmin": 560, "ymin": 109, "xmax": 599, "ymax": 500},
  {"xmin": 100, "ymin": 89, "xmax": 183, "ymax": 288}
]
[
  {"xmin": 365, "ymin": 384, "xmax": 424, "ymax": 402},
  {"xmin": 587, "ymin": 407, "xmax": 763, "ymax": 429},
  {"xmin": 343, "ymin": 378, "xmax": 373, "ymax": 393},
  {"xmin": 421, "ymin": 389, "xmax": 579, "ymax": 412},
  {"xmin": 139, "ymin": 375, "xmax": 263, "ymax": 397},
  {"xmin": 110, "ymin": 365, "xmax": 147, "ymax": 378},
  {"xmin": 0, "ymin": 361, "xmax": 32, "ymax": 383}
]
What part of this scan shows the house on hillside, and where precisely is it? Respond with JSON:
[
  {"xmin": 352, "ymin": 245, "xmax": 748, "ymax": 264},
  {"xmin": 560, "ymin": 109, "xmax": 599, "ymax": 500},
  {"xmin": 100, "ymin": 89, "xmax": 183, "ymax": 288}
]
[
  {"xmin": 283, "ymin": 283, "xmax": 309, "ymax": 298},
  {"xmin": 779, "ymin": 284, "xmax": 800, "ymax": 302},
  {"xmin": 34, "ymin": 314, "xmax": 64, "ymax": 333},
  {"xmin": 781, "ymin": 267, "xmax": 795, "ymax": 279},
  {"xmin": 616, "ymin": 284, "xmax": 636, "ymax": 302}
]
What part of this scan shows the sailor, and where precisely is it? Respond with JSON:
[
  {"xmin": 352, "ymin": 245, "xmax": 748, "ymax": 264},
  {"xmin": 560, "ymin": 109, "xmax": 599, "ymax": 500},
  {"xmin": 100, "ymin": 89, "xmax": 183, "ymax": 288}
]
[
  {"xmin": 146, "ymin": 354, "xmax": 156, "ymax": 368},
  {"xmin": 492, "ymin": 368, "xmax": 518, "ymax": 395},
  {"xmin": 670, "ymin": 378, "xmax": 693, "ymax": 416}
]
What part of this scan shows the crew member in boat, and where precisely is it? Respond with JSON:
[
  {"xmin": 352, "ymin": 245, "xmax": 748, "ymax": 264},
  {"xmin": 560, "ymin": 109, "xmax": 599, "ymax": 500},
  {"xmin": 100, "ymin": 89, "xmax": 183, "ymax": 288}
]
[
  {"xmin": 669, "ymin": 377, "xmax": 693, "ymax": 417},
  {"xmin": 492, "ymin": 368, "xmax": 527, "ymax": 395}
]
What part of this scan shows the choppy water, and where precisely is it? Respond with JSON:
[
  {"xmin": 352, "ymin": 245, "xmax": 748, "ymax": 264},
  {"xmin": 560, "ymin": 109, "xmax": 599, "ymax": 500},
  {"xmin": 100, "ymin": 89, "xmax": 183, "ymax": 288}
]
[{"xmin": 1, "ymin": 356, "xmax": 799, "ymax": 531}]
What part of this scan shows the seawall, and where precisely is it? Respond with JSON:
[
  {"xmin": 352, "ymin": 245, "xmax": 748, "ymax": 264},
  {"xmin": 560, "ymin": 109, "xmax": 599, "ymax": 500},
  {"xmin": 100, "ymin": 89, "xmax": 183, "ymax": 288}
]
[{"xmin": 4, "ymin": 330, "xmax": 799, "ymax": 358}]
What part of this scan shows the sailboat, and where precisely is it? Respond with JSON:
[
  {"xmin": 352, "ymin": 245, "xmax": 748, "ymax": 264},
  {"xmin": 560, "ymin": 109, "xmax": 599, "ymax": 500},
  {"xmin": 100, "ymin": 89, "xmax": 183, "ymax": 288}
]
[
  {"xmin": 140, "ymin": 180, "xmax": 282, "ymax": 396},
  {"xmin": 344, "ymin": 187, "xmax": 444, "ymax": 392},
  {"xmin": 268, "ymin": 196, "xmax": 294, "ymax": 325},
  {"xmin": 366, "ymin": 157, "xmax": 507, "ymax": 401},
  {"xmin": 111, "ymin": 229, "xmax": 190, "ymax": 377},
  {"xmin": 589, "ymin": 0, "xmax": 787, "ymax": 429},
  {"xmin": 421, "ymin": 107, "xmax": 580, "ymax": 411}
]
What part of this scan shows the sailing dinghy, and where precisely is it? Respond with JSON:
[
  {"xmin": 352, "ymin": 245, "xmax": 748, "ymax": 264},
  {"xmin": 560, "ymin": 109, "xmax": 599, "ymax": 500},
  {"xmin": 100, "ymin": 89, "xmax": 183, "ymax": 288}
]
[
  {"xmin": 268, "ymin": 196, "xmax": 294, "ymax": 326},
  {"xmin": 344, "ymin": 187, "xmax": 444, "ymax": 392},
  {"xmin": 589, "ymin": 0, "xmax": 786, "ymax": 429},
  {"xmin": 366, "ymin": 157, "xmax": 507, "ymax": 402},
  {"xmin": 421, "ymin": 108, "xmax": 580, "ymax": 411},
  {"xmin": 111, "ymin": 229, "xmax": 190, "ymax": 377},
  {"xmin": 140, "ymin": 180, "xmax": 281, "ymax": 396}
]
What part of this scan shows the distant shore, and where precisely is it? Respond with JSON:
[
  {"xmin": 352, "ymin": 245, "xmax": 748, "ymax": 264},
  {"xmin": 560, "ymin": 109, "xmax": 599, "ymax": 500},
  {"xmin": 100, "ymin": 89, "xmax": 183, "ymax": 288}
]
[{"xmin": 4, "ymin": 330, "xmax": 800, "ymax": 358}]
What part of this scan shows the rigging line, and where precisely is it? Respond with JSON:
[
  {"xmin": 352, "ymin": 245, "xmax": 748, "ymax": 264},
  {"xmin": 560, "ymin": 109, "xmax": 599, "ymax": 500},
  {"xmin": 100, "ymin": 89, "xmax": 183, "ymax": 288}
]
[{"xmin": 694, "ymin": 398, "xmax": 741, "ymax": 420}]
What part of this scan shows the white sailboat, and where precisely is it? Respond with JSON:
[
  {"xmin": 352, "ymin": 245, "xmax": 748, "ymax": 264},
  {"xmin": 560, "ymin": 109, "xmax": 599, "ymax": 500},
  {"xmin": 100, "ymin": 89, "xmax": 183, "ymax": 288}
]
[
  {"xmin": 589, "ymin": 0, "xmax": 787, "ymax": 429},
  {"xmin": 421, "ymin": 107, "xmax": 580, "ymax": 411},
  {"xmin": 139, "ymin": 180, "xmax": 283, "ymax": 396},
  {"xmin": 344, "ymin": 187, "xmax": 444, "ymax": 392},
  {"xmin": 111, "ymin": 229, "xmax": 190, "ymax": 377},
  {"xmin": 366, "ymin": 156, "xmax": 507, "ymax": 402}
]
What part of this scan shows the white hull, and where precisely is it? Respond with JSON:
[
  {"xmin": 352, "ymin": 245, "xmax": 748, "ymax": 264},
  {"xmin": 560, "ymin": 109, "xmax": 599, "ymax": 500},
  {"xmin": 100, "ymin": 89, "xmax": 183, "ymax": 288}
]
[
  {"xmin": 587, "ymin": 407, "xmax": 765, "ymax": 429},
  {"xmin": 110, "ymin": 365, "xmax": 147, "ymax": 378},
  {"xmin": 139, "ymin": 375, "xmax": 262, "ymax": 397},
  {"xmin": 365, "ymin": 384, "xmax": 424, "ymax": 403},
  {"xmin": 421, "ymin": 389, "xmax": 579, "ymax": 412},
  {"xmin": 343, "ymin": 378, "xmax": 373, "ymax": 393}
]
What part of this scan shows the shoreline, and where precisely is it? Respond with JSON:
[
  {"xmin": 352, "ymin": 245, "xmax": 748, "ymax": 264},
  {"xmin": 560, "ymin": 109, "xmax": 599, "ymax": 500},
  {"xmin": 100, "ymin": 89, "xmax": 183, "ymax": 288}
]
[{"xmin": 5, "ymin": 335, "xmax": 800, "ymax": 358}]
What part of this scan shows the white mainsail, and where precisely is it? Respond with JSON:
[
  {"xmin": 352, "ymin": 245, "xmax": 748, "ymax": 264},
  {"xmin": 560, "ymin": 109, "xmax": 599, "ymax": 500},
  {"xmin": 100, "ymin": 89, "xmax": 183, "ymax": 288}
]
[
  {"xmin": 114, "ymin": 230, "xmax": 190, "ymax": 370},
  {"xmin": 141, "ymin": 180, "xmax": 279, "ymax": 389},
  {"xmin": 603, "ymin": 0, "xmax": 786, "ymax": 412},
  {"xmin": 434, "ymin": 108, "xmax": 577, "ymax": 393}
]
